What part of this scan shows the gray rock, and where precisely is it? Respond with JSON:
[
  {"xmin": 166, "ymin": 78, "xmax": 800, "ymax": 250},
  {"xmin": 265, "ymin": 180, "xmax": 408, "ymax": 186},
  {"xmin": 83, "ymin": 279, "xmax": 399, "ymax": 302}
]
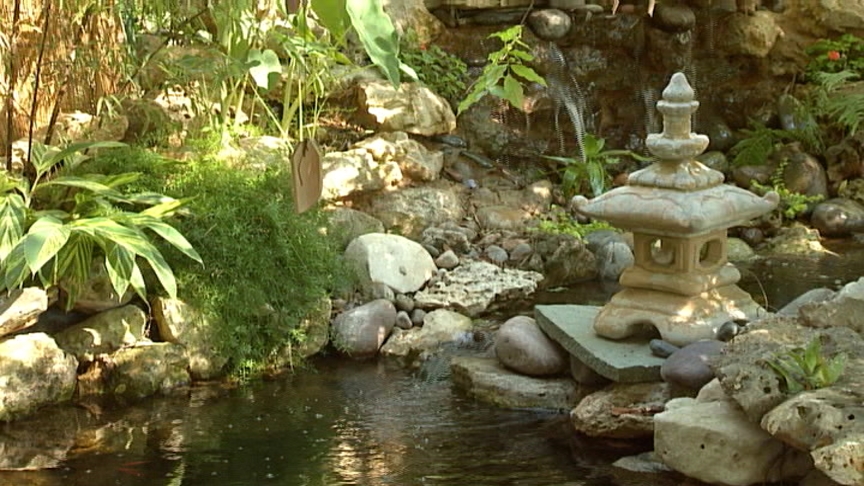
[
  {"xmin": 535, "ymin": 233, "xmax": 598, "ymax": 288},
  {"xmin": 811, "ymin": 198, "xmax": 864, "ymax": 237},
  {"xmin": 799, "ymin": 277, "xmax": 864, "ymax": 335},
  {"xmin": 151, "ymin": 297, "xmax": 228, "ymax": 380},
  {"xmin": 654, "ymin": 399, "xmax": 812, "ymax": 486},
  {"xmin": 422, "ymin": 225, "xmax": 473, "ymax": 254},
  {"xmin": 571, "ymin": 382, "xmax": 672, "ymax": 439},
  {"xmin": 345, "ymin": 233, "xmax": 437, "ymax": 294},
  {"xmin": 527, "ymin": 9, "xmax": 572, "ymax": 41},
  {"xmin": 727, "ymin": 237, "xmax": 757, "ymax": 262},
  {"xmin": 495, "ymin": 315, "xmax": 568, "ymax": 377},
  {"xmin": 724, "ymin": 11, "xmax": 783, "ymax": 58},
  {"xmin": 475, "ymin": 205, "xmax": 530, "ymax": 231},
  {"xmin": 650, "ymin": 4, "xmax": 696, "ymax": 32},
  {"xmin": 777, "ymin": 287, "xmax": 836, "ymax": 317},
  {"xmin": 325, "ymin": 207, "xmax": 385, "ymax": 250},
  {"xmin": 696, "ymin": 150, "xmax": 729, "ymax": 174},
  {"xmin": 353, "ymin": 131, "xmax": 443, "ymax": 182},
  {"xmin": 612, "ymin": 451, "xmax": 673, "ymax": 474},
  {"xmin": 484, "ymin": 244, "xmax": 509, "ymax": 264},
  {"xmin": 660, "ymin": 340, "xmax": 725, "ymax": 390},
  {"xmin": 435, "ymin": 249, "xmax": 460, "ymax": 269},
  {"xmin": 394, "ymin": 294, "xmax": 415, "ymax": 312},
  {"xmin": 321, "ymin": 148, "xmax": 402, "ymax": 200},
  {"xmin": 649, "ymin": 339, "xmax": 679, "ymax": 358},
  {"xmin": 410, "ymin": 308, "xmax": 427, "ymax": 326},
  {"xmin": 570, "ymin": 356, "xmax": 610, "ymax": 386},
  {"xmin": 414, "ymin": 260, "xmax": 544, "ymax": 317},
  {"xmin": 450, "ymin": 356, "xmax": 585, "ymax": 410},
  {"xmin": 331, "ymin": 299, "xmax": 397, "ymax": 358},
  {"xmin": 509, "ymin": 242, "xmax": 533, "ymax": 263},
  {"xmin": 395, "ymin": 310, "xmax": 413, "ymax": 330},
  {"xmin": 594, "ymin": 240, "xmax": 634, "ymax": 281},
  {"xmin": 0, "ymin": 333, "xmax": 77, "ymax": 421},
  {"xmin": 54, "ymin": 305, "xmax": 146, "ymax": 363},
  {"xmin": 67, "ymin": 259, "xmax": 135, "ymax": 313},
  {"xmin": 380, "ymin": 308, "xmax": 472, "ymax": 358}
]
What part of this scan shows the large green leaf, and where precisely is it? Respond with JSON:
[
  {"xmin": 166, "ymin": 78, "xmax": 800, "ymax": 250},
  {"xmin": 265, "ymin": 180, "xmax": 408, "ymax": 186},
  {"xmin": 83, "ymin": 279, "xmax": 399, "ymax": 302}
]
[
  {"xmin": 0, "ymin": 194, "xmax": 26, "ymax": 262},
  {"xmin": 311, "ymin": 0, "xmax": 350, "ymax": 41},
  {"xmin": 132, "ymin": 216, "xmax": 203, "ymax": 264},
  {"xmin": 247, "ymin": 49, "xmax": 282, "ymax": 90},
  {"xmin": 39, "ymin": 176, "xmax": 126, "ymax": 197},
  {"xmin": 105, "ymin": 243, "xmax": 136, "ymax": 299},
  {"xmin": 39, "ymin": 141, "xmax": 127, "ymax": 174},
  {"xmin": 20, "ymin": 216, "xmax": 71, "ymax": 274},
  {"xmin": 55, "ymin": 233, "xmax": 94, "ymax": 308},
  {"xmin": 2, "ymin": 245, "xmax": 30, "ymax": 290},
  {"xmin": 346, "ymin": 0, "xmax": 410, "ymax": 88}
]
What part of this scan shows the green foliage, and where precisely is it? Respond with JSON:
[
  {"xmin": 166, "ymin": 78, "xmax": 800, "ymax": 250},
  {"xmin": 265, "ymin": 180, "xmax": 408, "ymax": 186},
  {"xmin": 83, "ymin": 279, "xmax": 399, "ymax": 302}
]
[
  {"xmin": 0, "ymin": 141, "xmax": 201, "ymax": 309},
  {"xmin": 144, "ymin": 148, "xmax": 343, "ymax": 376},
  {"xmin": 543, "ymin": 134, "xmax": 651, "ymax": 198},
  {"xmin": 805, "ymin": 34, "xmax": 864, "ymax": 81},
  {"xmin": 457, "ymin": 25, "xmax": 547, "ymax": 115},
  {"xmin": 729, "ymin": 122, "xmax": 821, "ymax": 167},
  {"xmin": 399, "ymin": 30, "xmax": 468, "ymax": 104},
  {"xmin": 809, "ymin": 71, "xmax": 864, "ymax": 138},
  {"xmin": 767, "ymin": 336, "xmax": 847, "ymax": 393},
  {"xmin": 533, "ymin": 206, "xmax": 615, "ymax": 240},
  {"xmin": 750, "ymin": 158, "xmax": 824, "ymax": 220}
]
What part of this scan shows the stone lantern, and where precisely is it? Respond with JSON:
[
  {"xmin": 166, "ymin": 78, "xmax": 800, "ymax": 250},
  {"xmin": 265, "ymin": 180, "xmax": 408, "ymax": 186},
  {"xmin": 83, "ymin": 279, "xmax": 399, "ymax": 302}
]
[{"xmin": 572, "ymin": 73, "xmax": 779, "ymax": 346}]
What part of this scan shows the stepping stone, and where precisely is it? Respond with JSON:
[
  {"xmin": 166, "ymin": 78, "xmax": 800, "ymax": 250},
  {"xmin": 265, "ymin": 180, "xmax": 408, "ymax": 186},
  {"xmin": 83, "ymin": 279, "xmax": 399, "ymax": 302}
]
[{"xmin": 535, "ymin": 305, "xmax": 665, "ymax": 383}]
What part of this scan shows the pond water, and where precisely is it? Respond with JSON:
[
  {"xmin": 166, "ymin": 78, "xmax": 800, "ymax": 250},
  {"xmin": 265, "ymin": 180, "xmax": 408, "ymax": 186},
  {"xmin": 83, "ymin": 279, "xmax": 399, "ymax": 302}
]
[{"xmin": 3, "ymin": 242, "xmax": 863, "ymax": 486}]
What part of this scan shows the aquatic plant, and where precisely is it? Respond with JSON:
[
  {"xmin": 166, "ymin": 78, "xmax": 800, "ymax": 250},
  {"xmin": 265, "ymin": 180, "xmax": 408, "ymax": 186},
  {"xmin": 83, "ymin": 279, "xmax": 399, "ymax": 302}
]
[{"xmin": 767, "ymin": 336, "xmax": 846, "ymax": 393}]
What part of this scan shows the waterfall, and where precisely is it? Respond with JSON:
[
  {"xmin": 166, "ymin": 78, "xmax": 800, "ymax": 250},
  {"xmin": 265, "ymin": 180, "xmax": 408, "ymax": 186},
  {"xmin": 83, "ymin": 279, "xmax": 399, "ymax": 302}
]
[{"xmin": 546, "ymin": 42, "xmax": 588, "ymax": 162}]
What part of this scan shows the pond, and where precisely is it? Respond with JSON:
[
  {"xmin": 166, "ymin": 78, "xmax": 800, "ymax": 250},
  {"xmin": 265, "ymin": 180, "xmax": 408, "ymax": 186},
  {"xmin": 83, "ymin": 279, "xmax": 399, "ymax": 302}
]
[{"xmin": 3, "ymin": 242, "xmax": 862, "ymax": 486}]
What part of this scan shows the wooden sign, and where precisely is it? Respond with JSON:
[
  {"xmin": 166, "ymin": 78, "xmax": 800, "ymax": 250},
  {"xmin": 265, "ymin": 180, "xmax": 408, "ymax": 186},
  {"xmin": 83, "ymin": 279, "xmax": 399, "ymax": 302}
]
[{"xmin": 290, "ymin": 139, "xmax": 323, "ymax": 214}]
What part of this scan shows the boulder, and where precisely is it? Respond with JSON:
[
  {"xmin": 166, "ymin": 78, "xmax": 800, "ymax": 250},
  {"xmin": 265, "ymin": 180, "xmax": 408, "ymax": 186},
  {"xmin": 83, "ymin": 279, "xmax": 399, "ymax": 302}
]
[
  {"xmin": 356, "ymin": 81, "xmax": 456, "ymax": 137},
  {"xmin": 571, "ymin": 382, "xmax": 672, "ymax": 439},
  {"xmin": 660, "ymin": 340, "xmax": 725, "ymax": 390},
  {"xmin": 353, "ymin": 131, "xmax": 444, "ymax": 182},
  {"xmin": 0, "ymin": 333, "xmax": 77, "ymax": 421},
  {"xmin": 534, "ymin": 233, "xmax": 598, "ymax": 288},
  {"xmin": 151, "ymin": 297, "xmax": 228, "ymax": 380},
  {"xmin": 53, "ymin": 305, "xmax": 146, "ymax": 363},
  {"xmin": 527, "ymin": 9, "xmax": 572, "ymax": 41},
  {"xmin": 810, "ymin": 198, "xmax": 864, "ymax": 237},
  {"xmin": 0, "ymin": 288, "xmax": 48, "ymax": 338},
  {"xmin": 495, "ymin": 315, "xmax": 568, "ymax": 376},
  {"xmin": 344, "ymin": 233, "xmax": 438, "ymax": 294},
  {"xmin": 654, "ymin": 399, "xmax": 812, "ymax": 486},
  {"xmin": 414, "ymin": 260, "xmax": 544, "ymax": 317},
  {"xmin": 331, "ymin": 299, "xmax": 397, "ymax": 358},
  {"xmin": 594, "ymin": 240, "xmax": 634, "ymax": 281},
  {"xmin": 358, "ymin": 183, "xmax": 466, "ymax": 239},
  {"xmin": 380, "ymin": 308, "xmax": 472, "ymax": 358},
  {"xmin": 724, "ymin": 11, "xmax": 783, "ymax": 58},
  {"xmin": 450, "ymin": 356, "xmax": 585, "ymax": 410},
  {"xmin": 776, "ymin": 287, "xmax": 836, "ymax": 316},
  {"xmin": 799, "ymin": 277, "xmax": 864, "ymax": 335},
  {"xmin": 321, "ymin": 148, "xmax": 402, "ymax": 200},
  {"xmin": 65, "ymin": 259, "xmax": 135, "ymax": 313},
  {"xmin": 324, "ymin": 207, "xmax": 385, "ymax": 251},
  {"xmin": 103, "ymin": 343, "xmax": 191, "ymax": 402}
]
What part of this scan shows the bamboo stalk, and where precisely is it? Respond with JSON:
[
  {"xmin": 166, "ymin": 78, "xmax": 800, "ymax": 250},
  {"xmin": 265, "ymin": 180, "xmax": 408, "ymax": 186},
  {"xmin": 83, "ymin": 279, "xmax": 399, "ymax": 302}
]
[
  {"xmin": 26, "ymin": 0, "xmax": 53, "ymax": 176},
  {"xmin": 5, "ymin": 0, "xmax": 22, "ymax": 172}
]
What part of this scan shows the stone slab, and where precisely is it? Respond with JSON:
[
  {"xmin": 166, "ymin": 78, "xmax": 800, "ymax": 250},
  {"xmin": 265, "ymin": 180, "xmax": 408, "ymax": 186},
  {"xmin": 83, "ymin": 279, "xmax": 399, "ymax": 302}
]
[{"xmin": 535, "ymin": 304, "xmax": 664, "ymax": 383}]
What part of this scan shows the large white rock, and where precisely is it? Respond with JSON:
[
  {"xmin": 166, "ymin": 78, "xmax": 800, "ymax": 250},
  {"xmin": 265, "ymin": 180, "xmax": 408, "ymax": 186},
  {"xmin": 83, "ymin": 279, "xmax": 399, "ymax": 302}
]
[
  {"xmin": 0, "ymin": 333, "xmax": 77, "ymax": 421},
  {"xmin": 344, "ymin": 233, "xmax": 437, "ymax": 294},
  {"xmin": 331, "ymin": 299, "xmax": 397, "ymax": 358},
  {"xmin": 356, "ymin": 81, "xmax": 456, "ymax": 137},
  {"xmin": 151, "ymin": 297, "xmax": 228, "ymax": 380},
  {"xmin": 654, "ymin": 399, "xmax": 811, "ymax": 486},
  {"xmin": 380, "ymin": 308, "xmax": 472, "ymax": 358},
  {"xmin": 495, "ymin": 315, "xmax": 568, "ymax": 377}
]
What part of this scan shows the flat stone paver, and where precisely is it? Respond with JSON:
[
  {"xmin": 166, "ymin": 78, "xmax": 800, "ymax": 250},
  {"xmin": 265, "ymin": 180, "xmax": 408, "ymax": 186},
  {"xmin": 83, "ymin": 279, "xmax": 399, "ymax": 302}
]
[{"xmin": 535, "ymin": 305, "xmax": 664, "ymax": 383}]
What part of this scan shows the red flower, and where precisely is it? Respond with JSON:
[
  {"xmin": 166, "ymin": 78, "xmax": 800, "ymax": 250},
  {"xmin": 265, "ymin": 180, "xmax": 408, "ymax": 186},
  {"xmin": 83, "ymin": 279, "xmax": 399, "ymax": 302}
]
[
  {"xmin": 419, "ymin": 43, "xmax": 428, "ymax": 51},
  {"xmin": 827, "ymin": 50, "xmax": 841, "ymax": 61}
]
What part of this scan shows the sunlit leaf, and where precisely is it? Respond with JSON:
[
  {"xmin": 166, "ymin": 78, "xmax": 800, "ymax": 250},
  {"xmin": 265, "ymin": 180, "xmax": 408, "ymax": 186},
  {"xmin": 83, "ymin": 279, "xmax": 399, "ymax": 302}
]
[
  {"xmin": 248, "ymin": 49, "xmax": 282, "ymax": 90},
  {"xmin": 21, "ymin": 216, "xmax": 71, "ymax": 274},
  {"xmin": 346, "ymin": 0, "xmax": 404, "ymax": 87},
  {"xmin": 0, "ymin": 194, "xmax": 26, "ymax": 262}
]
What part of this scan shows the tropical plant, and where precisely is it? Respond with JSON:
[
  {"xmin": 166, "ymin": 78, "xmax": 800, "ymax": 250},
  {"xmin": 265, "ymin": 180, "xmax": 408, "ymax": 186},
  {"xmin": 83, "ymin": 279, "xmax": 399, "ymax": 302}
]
[
  {"xmin": 767, "ymin": 336, "xmax": 847, "ymax": 393},
  {"xmin": 0, "ymin": 140, "xmax": 201, "ymax": 308},
  {"xmin": 805, "ymin": 34, "xmax": 864, "ymax": 81},
  {"xmin": 457, "ymin": 25, "xmax": 547, "ymax": 115},
  {"xmin": 543, "ymin": 134, "xmax": 651, "ymax": 198},
  {"xmin": 399, "ymin": 29, "xmax": 468, "ymax": 105}
]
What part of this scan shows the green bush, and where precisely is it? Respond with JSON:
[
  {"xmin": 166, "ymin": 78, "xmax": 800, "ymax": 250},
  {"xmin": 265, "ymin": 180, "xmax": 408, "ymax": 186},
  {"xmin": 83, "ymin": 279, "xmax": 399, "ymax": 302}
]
[
  {"xmin": 400, "ymin": 30, "xmax": 468, "ymax": 105},
  {"xmin": 90, "ymin": 143, "xmax": 344, "ymax": 377}
]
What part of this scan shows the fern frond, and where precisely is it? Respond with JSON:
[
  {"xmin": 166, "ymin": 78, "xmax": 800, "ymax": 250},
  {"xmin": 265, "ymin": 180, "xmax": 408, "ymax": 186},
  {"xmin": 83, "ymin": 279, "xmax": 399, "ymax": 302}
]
[
  {"xmin": 825, "ymin": 93, "xmax": 864, "ymax": 135},
  {"xmin": 813, "ymin": 70, "xmax": 861, "ymax": 91}
]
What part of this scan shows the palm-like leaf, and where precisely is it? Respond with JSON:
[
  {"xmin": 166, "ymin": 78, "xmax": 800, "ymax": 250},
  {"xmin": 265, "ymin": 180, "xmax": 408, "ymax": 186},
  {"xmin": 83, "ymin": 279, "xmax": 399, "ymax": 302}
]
[{"xmin": 0, "ymin": 194, "xmax": 26, "ymax": 262}]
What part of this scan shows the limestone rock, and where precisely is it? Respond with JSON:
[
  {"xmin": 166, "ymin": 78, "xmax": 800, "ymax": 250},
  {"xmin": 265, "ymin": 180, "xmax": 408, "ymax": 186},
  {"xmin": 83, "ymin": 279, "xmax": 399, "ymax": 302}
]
[
  {"xmin": 380, "ymin": 308, "xmax": 472, "ymax": 358},
  {"xmin": 324, "ymin": 207, "xmax": 385, "ymax": 251},
  {"xmin": 571, "ymin": 382, "xmax": 672, "ymax": 439},
  {"xmin": 353, "ymin": 131, "xmax": 444, "ymax": 182},
  {"xmin": 151, "ymin": 297, "xmax": 228, "ymax": 380},
  {"xmin": 235, "ymin": 135, "xmax": 291, "ymax": 170},
  {"xmin": 414, "ymin": 260, "xmax": 544, "ymax": 317},
  {"xmin": 53, "ymin": 305, "xmax": 146, "ymax": 363},
  {"xmin": 534, "ymin": 233, "xmax": 598, "ymax": 288},
  {"xmin": 777, "ymin": 287, "xmax": 836, "ymax": 316},
  {"xmin": 344, "ymin": 233, "xmax": 437, "ymax": 294},
  {"xmin": 0, "ymin": 333, "xmax": 77, "ymax": 421},
  {"xmin": 724, "ymin": 11, "xmax": 783, "ymax": 58},
  {"xmin": 654, "ymin": 399, "xmax": 812, "ymax": 486},
  {"xmin": 321, "ymin": 148, "xmax": 402, "ymax": 200},
  {"xmin": 358, "ymin": 183, "xmax": 466, "ymax": 239},
  {"xmin": 331, "ymin": 299, "xmax": 397, "ymax": 358},
  {"xmin": 0, "ymin": 288, "xmax": 48, "ymax": 338},
  {"xmin": 660, "ymin": 339, "xmax": 724, "ymax": 390},
  {"xmin": 799, "ymin": 276, "xmax": 864, "ymax": 335},
  {"xmin": 356, "ymin": 81, "xmax": 456, "ymax": 136},
  {"xmin": 450, "ymin": 356, "xmax": 584, "ymax": 410},
  {"xmin": 495, "ymin": 315, "xmax": 568, "ymax": 376},
  {"xmin": 104, "ymin": 343, "xmax": 191, "ymax": 402}
]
